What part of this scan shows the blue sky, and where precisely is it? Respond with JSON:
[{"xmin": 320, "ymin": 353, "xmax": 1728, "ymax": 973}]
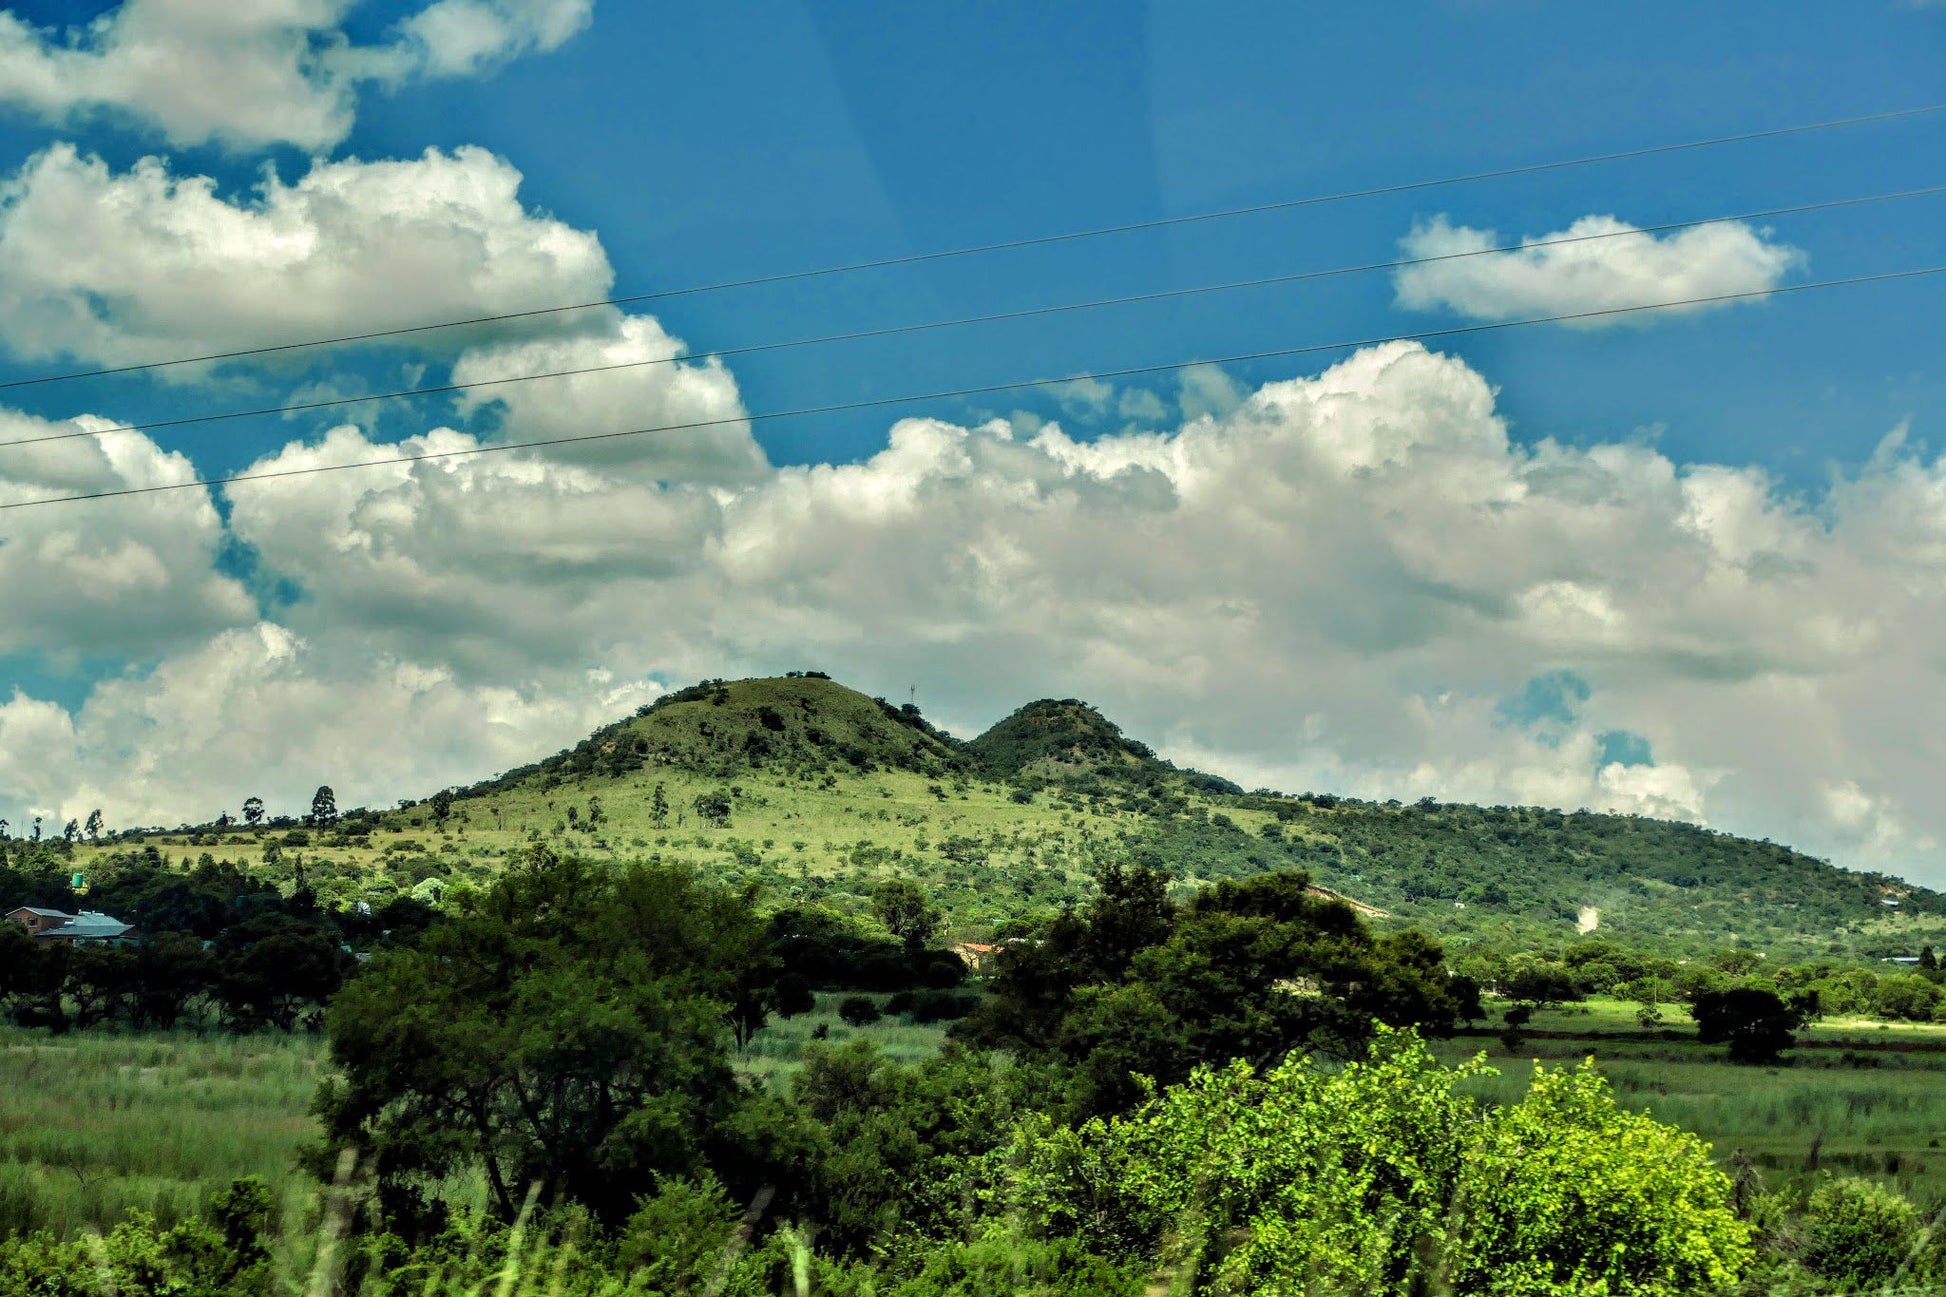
[{"xmin": 2, "ymin": 1, "xmax": 1946, "ymax": 886}]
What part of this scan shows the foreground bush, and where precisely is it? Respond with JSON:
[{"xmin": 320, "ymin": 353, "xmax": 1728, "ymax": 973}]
[
  {"xmin": 1800, "ymin": 1175, "xmax": 1927, "ymax": 1290},
  {"xmin": 0, "ymin": 1179, "xmax": 274, "ymax": 1297},
  {"xmin": 1015, "ymin": 1028, "xmax": 1752, "ymax": 1295}
]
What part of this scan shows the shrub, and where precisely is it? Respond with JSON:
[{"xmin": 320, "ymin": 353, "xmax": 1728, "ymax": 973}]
[
  {"xmin": 838, "ymin": 996, "xmax": 882, "ymax": 1028},
  {"xmin": 1801, "ymin": 1176, "xmax": 1923, "ymax": 1289},
  {"xmin": 1016, "ymin": 1028, "xmax": 1751, "ymax": 1295}
]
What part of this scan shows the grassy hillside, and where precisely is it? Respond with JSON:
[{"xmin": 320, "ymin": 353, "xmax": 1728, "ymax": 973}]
[{"xmin": 56, "ymin": 674, "xmax": 1946, "ymax": 959}]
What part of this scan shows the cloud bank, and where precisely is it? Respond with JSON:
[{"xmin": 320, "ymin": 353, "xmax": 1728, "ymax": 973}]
[{"xmin": 6, "ymin": 342, "xmax": 1946, "ymax": 887}]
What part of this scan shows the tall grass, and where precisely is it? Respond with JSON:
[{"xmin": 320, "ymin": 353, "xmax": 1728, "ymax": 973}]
[
  {"xmin": 0, "ymin": 1026, "xmax": 327, "ymax": 1238},
  {"xmin": 736, "ymin": 993, "xmax": 951, "ymax": 1087},
  {"xmin": 1438, "ymin": 1005, "xmax": 1946, "ymax": 1206}
]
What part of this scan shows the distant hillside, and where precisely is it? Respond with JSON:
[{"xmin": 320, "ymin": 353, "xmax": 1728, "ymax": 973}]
[{"xmin": 68, "ymin": 674, "xmax": 1946, "ymax": 960}]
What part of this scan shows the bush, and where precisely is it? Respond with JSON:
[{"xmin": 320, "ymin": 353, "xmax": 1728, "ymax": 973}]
[
  {"xmin": 907, "ymin": 990, "xmax": 979, "ymax": 1024},
  {"xmin": 838, "ymin": 996, "xmax": 882, "ymax": 1028},
  {"xmin": 1801, "ymin": 1176, "xmax": 1923, "ymax": 1289},
  {"xmin": 1017, "ymin": 1028, "xmax": 1752, "ymax": 1294}
]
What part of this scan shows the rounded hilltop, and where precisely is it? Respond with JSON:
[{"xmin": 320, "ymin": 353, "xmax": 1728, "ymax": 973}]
[
  {"xmin": 468, "ymin": 673, "xmax": 968, "ymax": 791},
  {"xmin": 970, "ymin": 697, "xmax": 1242, "ymax": 794}
]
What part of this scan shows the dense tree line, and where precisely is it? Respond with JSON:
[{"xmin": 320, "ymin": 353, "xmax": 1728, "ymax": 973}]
[
  {"xmin": 0, "ymin": 851, "xmax": 433, "ymax": 1034},
  {"xmin": 956, "ymin": 860, "xmax": 1476, "ymax": 1115}
]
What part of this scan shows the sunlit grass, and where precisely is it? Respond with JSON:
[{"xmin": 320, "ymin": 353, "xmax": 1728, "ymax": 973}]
[
  {"xmin": 1439, "ymin": 997, "xmax": 1946, "ymax": 1206},
  {"xmin": 0, "ymin": 1026, "xmax": 328, "ymax": 1238}
]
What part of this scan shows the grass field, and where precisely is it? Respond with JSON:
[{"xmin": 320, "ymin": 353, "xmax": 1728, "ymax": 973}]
[
  {"xmin": 1439, "ymin": 999, "xmax": 1946, "ymax": 1206},
  {"xmin": 7, "ymin": 991, "xmax": 1944, "ymax": 1241},
  {"xmin": 0, "ymin": 1027, "xmax": 329, "ymax": 1239},
  {"xmin": 0, "ymin": 1001, "xmax": 950, "ymax": 1241}
]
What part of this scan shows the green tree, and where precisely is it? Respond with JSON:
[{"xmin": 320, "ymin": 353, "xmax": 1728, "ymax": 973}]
[
  {"xmin": 242, "ymin": 796, "xmax": 264, "ymax": 827},
  {"xmin": 1872, "ymin": 972, "xmax": 1942, "ymax": 1021},
  {"xmin": 430, "ymin": 787, "xmax": 455, "ymax": 827},
  {"xmin": 838, "ymin": 995, "xmax": 882, "ymax": 1027},
  {"xmin": 129, "ymin": 931, "xmax": 217, "ymax": 1029},
  {"xmin": 317, "ymin": 849, "xmax": 786, "ymax": 1226},
  {"xmin": 84, "ymin": 808, "xmax": 104, "ymax": 843},
  {"xmin": 872, "ymin": 879, "xmax": 942, "ymax": 950},
  {"xmin": 1691, "ymin": 988, "xmax": 1810, "ymax": 1064},
  {"xmin": 308, "ymin": 785, "xmax": 338, "ymax": 829},
  {"xmin": 693, "ymin": 789, "xmax": 732, "ymax": 826},
  {"xmin": 968, "ymin": 869, "xmax": 1469, "ymax": 1118},
  {"xmin": 650, "ymin": 782, "xmax": 669, "ymax": 826},
  {"xmin": 213, "ymin": 917, "xmax": 352, "ymax": 1031}
]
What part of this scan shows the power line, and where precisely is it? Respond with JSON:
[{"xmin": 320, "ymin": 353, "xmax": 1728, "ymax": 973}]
[
  {"xmin": 5, "ymin": 262, "xmax": 1939, "ymax": 514},
  {"xmin": 5, "ymin": 183, "xmax": 1940, "ymax": 454},
  {"xmin": 1, "ymin": 102, "xmax": 1940, "ymax": 394}
]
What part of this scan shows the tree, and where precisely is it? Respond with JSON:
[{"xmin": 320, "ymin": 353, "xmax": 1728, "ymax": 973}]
[
  {"xmin": 317, "ymin": 850, "xmax": 788, "ymax": 1226},
  {"xmin": 1504, "ymin": 963, "xmax": 1582, "ymax": 1011},
  {"xmin": 242, "ymin": 797, "xmax": 264, "ymax": 827},
  {"xmin": 61, "ymin": 819, "xmax": 79, "ymax": 845},
  {"xmin": 871, "ymin": 880, "xmax": 942, "ymax": 951},
  {"xmin": 774, "ymin": 973, "xmax": 816, "ymax": 1018},
  {"xmin": 430, "ymin": 788, "xmax": 455, "ymax": 827},
  {"xmin": 1691, "ymin": 987, "xmax": 1810, "ymax": 1064},
  {"xmin": 965, "ymin": 869, "xmax": 1470, "ymax": 1118},
  {"xmin": 213, "ymin": 917, "xmax": 352, "ymax": 1031},
  {"xmin": 1872, "ymin": 972, "xmax": 1942, "ymax": 1022},
  {"xmin": 650, "ymin": 783, "xmax": 669, "ymax": 827},
  {"xmin": 692, "ymin": 790, "xmax": 731, "ymax": 826},
  {"xmin": 84, "ymin": 809, "xmax": 104, "ymax": 843},
  {"xmin": 308, "ymin": 786, "xmax": 338, "ymax": 830},
  {"xmin": 1920, "ymin": 943, "xmax": 1938, "ymax": 972},
  {"xmin": 838, "ymin": 995, "xmax": 883, "ymax": 1028},
  {"xmin": 129, "ymin": 932, "xmax": 216, "ymax": 1029}
]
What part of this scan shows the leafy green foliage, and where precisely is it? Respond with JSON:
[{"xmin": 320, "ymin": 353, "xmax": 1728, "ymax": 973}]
[
  {"xmin": 1016, "ymin": 1029, "xmax": 1752, "ymax": 1295},
  {"xmin": 316, "ymin": 850, "xmax": 792, "ymax": 1226},
  {"xmin": 1692, "ymin": 987, "xmax": 1813, "ymax": 1064},
  {"xmin": 963, "ymin": 865, "xmax": 1470, "ymax": 1116},
  {"xmin": 1799, "ymin": 1175, "xmax": 1930, "ymax": 1290},
  {"xmin": 0, "ymin": 1178, "xmax": 275, "ymax": 1297}
]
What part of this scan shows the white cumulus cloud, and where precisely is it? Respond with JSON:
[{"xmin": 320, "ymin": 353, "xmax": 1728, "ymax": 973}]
[
  {"xmin": 451, "ymin": 313, "xmax": 767, "ymax": 482},
  {"xmin": 0, "ymin": 409, "xmax": 254, "ymax": 660},
  {"xmin": 0, "ymin": 0, "xmax": 592, "ymax": 151},
  {"xmin": 0, "ymin": 144, "xmax": 610, "ymax": 368},
  {"xmin": 1394, "ymin": 214, "xmax": 1804, "ymax": 326}
]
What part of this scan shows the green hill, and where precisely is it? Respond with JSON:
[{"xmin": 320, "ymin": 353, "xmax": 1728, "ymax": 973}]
[{"xmin": 68, "ymin": 674, "xmax": 1946, "ymax": 960}]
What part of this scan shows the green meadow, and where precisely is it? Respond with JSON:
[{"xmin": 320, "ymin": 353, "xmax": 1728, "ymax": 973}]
[
  {"xmin": 0, "ymin": 1027, "xmax": 328, "ymax": 1239},
  {"xmin": 0, "ymin": 999, "xmax": 952, "ymax": 1241},
  {"xmin": 9, "ymin": 997, "xmax": 1945, "ymax": 1241},
  {"xmin": 1441, "ymin": 998, "xmax": 1946, "ymax": 1205}
]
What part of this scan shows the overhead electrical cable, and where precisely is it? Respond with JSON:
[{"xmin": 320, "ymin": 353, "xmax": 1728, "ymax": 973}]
[
  {"xmin": 0, "ymin": 102, "xmax": 1940, "ymax": 393},
  {"xmin": 3, "ymin": 262, "xmax": 1940, "ymax": 513},
  {"xmin": 3, "ymin": 183, "xmax": 1941, "ymax": 453}
]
